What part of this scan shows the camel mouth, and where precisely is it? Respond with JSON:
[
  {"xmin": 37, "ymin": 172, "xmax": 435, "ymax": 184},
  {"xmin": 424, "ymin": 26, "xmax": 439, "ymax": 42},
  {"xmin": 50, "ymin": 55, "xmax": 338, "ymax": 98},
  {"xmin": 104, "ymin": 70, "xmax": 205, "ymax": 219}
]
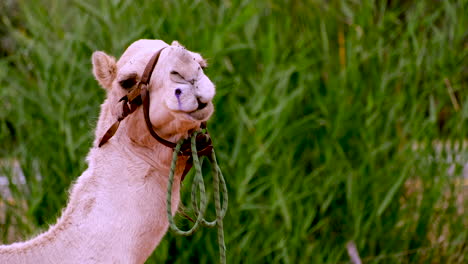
[
  {"xmin": 186, "ymin": 102, "xmax": 213, "ymax": 121},
  {"xmin": 197, "ymin": 101, "xmax": 208, "ymax": 110}
]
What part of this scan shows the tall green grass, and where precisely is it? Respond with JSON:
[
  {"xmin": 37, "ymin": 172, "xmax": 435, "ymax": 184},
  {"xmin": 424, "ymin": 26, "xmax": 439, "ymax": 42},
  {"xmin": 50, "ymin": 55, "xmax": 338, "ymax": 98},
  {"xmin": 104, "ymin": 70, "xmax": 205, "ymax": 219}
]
[{"xmin": 1, "ymin": 0, "xmax": 467, "ymax": 263}]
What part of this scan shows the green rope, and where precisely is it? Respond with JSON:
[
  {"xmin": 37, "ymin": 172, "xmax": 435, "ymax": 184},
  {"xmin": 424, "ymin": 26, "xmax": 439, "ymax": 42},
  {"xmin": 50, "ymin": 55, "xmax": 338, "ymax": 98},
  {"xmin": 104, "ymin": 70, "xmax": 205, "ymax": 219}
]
[{"xmin": 166, "ymin": 131, "xmax": 228, "ymax": 264}]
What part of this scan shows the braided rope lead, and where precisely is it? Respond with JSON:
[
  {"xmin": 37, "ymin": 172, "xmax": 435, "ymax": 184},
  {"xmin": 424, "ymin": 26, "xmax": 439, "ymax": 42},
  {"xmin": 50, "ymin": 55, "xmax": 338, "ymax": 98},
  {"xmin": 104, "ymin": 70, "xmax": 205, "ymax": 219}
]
[{"xmin": 166, "ymin": 131, "xmax": 228, "ymax": 264}]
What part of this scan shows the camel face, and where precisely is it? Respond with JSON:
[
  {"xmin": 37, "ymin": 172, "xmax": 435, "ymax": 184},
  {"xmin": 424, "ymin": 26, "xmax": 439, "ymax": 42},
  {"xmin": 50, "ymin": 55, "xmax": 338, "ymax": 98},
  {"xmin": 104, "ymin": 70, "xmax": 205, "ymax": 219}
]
[
  {"xmin": 147, "ymin": 45, "xmax": 215, "ymax": 123},
  {"xmin": 92, "ymin": 40, "xmax": 215, "ymax": 140}
]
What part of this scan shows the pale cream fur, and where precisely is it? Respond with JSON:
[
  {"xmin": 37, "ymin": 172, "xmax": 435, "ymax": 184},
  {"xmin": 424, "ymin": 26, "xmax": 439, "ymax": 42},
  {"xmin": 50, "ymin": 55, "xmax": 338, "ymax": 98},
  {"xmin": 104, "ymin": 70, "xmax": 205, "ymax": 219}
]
[{"xmin": 0, "ymin": 39, "xmax": 215, "ymax": 263}]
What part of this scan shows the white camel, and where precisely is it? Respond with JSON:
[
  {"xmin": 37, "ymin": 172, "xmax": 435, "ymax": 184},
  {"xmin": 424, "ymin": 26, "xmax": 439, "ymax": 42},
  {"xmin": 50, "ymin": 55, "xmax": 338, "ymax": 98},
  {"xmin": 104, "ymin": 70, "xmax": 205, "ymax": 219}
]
[{"xmin": 0, "ymin": 39, "xmax": 216, "ymax": 263}]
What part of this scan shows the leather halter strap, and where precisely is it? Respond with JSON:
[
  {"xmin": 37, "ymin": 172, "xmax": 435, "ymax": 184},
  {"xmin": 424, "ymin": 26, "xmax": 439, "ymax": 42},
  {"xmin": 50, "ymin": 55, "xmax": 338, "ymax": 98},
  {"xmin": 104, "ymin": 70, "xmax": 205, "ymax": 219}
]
[
  {"xmin": 98, "ymin": 48, "xmax": 169, "ymax": 148},
  {"xmin": 98, "ymin": 47, "xmax": 213, "ymax": 164},
  {"xmin": 139, "ymin": 48, "xmax": 178, "ymax": 149}
]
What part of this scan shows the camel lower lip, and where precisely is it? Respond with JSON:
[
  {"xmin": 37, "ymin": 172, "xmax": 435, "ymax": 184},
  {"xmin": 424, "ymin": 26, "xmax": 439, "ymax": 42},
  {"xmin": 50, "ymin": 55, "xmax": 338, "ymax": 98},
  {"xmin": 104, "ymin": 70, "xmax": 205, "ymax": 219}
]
[
  {"xmin": 187, "ymin": 110, "xmax": 207, "ymax": 120},
  {"xmin": 173, "ymin": 103, "xmax": 212, "ymax": 121}
]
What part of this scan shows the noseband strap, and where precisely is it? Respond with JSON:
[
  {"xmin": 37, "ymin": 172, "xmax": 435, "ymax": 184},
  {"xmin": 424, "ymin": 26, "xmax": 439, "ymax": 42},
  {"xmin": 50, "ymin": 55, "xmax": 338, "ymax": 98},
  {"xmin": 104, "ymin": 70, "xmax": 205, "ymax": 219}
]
[{"xmin": 98, "ymin": 47, "xmax": 213, "ymax": 167}]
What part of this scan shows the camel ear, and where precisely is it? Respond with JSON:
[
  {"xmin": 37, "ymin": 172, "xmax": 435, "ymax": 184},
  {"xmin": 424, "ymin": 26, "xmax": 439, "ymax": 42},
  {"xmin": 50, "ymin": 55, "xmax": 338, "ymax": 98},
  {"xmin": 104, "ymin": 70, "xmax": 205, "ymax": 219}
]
[
  {"xmin": 170, "ymin": 40, "xmax": 207, "ymax": 67},
  {"xmin": 92, "ymin": 51, "xmax": 117, "ymax": 90},
  {"xmin": 171, "ymin": 40, "xmax": 185, "ymax": 48}
]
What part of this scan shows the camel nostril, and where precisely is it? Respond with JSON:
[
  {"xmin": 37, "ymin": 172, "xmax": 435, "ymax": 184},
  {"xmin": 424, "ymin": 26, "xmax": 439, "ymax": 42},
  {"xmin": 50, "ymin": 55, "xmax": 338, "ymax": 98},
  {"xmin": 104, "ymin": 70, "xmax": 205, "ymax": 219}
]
[
  {"xmin": 175, "ymin": 89, "xmax": 182, "ymax": 96},
  {"xmin": 197, "ymin": 98, "xmax": 207, "ymax": 110}
]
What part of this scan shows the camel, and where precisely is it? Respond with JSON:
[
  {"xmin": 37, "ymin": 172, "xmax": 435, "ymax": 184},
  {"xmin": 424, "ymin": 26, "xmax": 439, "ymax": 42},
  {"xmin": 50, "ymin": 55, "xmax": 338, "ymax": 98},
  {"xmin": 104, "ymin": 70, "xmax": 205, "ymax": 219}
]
[{"xmin": 0, "ymin": 39, "xmax": 216, "ymax": 263}]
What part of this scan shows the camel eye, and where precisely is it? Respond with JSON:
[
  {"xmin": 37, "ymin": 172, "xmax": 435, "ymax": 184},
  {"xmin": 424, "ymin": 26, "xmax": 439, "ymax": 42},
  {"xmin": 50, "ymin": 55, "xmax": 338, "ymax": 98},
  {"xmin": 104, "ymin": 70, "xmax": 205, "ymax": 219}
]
[
  {"xmin": 119, "ymin": 74, "xmax": 138, "ymax": 89},
  {"xmin": 170, "ymin": 71, "xmax": 186, "ymax": 84},
  {"xmin": 171, "ymin": 71, "xmax": 183, "ymax": 77}
]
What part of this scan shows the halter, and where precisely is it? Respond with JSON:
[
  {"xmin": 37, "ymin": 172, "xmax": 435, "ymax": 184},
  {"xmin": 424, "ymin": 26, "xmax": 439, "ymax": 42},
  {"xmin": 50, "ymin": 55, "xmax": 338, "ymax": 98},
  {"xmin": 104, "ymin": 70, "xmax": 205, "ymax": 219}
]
[{"xmin": 98, "ymin": 47, "xmax": 213, "ymax": 178}]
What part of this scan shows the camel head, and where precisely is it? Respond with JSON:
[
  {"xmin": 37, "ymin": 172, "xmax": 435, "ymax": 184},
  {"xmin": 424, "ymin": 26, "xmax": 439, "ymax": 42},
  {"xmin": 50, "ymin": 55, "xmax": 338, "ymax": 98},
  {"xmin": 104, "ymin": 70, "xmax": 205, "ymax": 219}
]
[{"xmin": 91, "ymin": 40, "xmax": 215, "ymax": 148}]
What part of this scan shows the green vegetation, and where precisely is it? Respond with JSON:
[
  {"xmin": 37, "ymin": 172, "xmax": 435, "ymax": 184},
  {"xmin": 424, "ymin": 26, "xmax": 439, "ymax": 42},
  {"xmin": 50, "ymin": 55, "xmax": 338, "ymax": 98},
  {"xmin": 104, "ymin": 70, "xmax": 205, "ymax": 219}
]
[{"xmin": 1, "ymin": 0, "xmax": 467, "ymax": 262}]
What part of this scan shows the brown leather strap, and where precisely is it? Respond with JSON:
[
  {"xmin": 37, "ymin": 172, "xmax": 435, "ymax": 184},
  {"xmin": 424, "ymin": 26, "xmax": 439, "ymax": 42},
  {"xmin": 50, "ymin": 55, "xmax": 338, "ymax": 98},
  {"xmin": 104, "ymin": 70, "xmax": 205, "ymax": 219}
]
[
  {"xmin": 180, "ymin": 132, "xmax": 214, "ymax": 180},
  {"xmin": 98, "ymin": 120, "xmax": 121, "ymax": 147},
  {"xmin": 181, "ymin": 156, "xmax": 193, "ymax": 181},
  {"xmin": 99, "ymin": 48, "xmax": 167, "ymax": 147},
  {"xmin": 141, "ymin": 86, "xmax": 177, "ymax": 149},
  {"xmin": 98, "ymin": 94, "xmax": 144, "ymax": 147},
  {"xmin": 140, "ymin": 48, "xmax": 164, "ymax": 85}
]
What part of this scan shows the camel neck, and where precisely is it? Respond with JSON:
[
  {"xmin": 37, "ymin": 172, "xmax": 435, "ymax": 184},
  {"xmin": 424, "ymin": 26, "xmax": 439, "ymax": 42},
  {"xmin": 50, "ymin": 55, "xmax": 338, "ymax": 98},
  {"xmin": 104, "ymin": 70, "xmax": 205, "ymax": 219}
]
[{"xmin": 0, "ymin": 144, "xmax": 183, "ymax": 264}]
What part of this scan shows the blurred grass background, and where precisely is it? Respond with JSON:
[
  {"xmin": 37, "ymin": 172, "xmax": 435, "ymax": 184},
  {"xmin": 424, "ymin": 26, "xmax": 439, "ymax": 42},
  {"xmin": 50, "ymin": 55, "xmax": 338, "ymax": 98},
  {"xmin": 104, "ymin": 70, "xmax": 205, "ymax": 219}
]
[{"xmin": 0, "ymin": 0, "xmax": 467, "ymax": 263}]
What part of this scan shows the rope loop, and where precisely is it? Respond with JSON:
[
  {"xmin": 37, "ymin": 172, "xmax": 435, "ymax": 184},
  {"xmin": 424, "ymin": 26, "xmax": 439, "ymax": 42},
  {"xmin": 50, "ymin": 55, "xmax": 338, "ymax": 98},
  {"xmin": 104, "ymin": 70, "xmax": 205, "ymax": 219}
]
[{"xmin": 166, "ymin": 131, "xmax": 228, "ymax": 263}]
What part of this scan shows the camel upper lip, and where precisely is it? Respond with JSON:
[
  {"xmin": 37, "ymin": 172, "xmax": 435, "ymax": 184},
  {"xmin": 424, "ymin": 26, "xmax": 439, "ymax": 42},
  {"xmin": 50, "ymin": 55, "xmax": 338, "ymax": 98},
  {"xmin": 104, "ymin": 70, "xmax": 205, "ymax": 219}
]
[{"xmin": 172, "ymin": 100, "xmax": 211, "ymax": 114}]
